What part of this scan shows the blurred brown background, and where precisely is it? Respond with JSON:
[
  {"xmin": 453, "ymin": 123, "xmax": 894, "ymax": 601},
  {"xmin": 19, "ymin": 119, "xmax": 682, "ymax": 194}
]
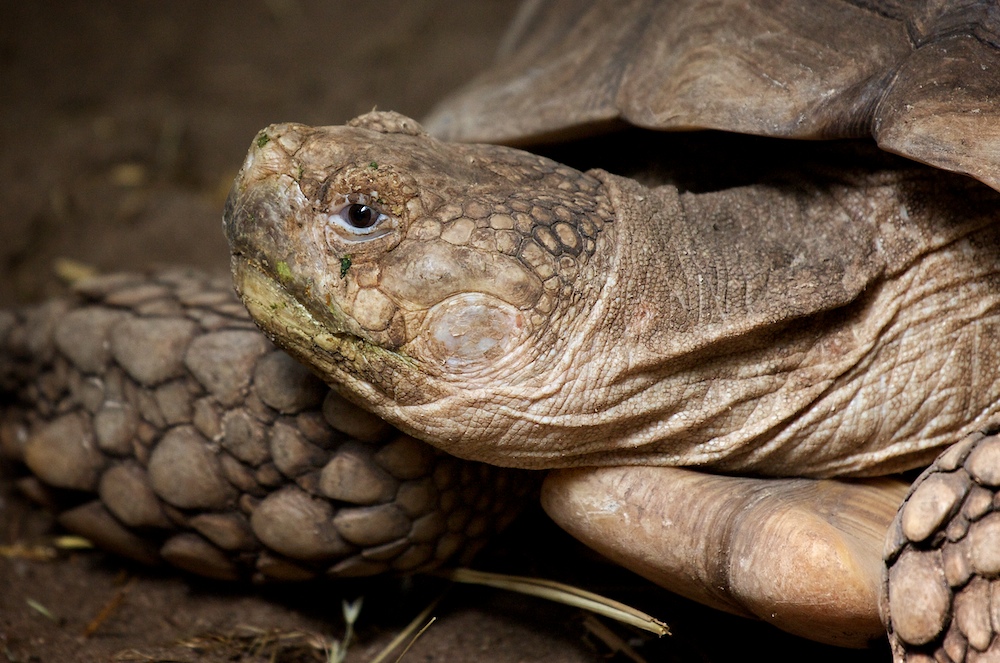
[{"xmin": 0, "ymin": 1, "xmax": 517, "ymax": 307}]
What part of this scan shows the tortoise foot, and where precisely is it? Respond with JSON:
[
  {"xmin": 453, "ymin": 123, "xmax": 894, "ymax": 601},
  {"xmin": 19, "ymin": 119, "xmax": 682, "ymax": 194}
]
[{"xmin": 883, "ymin": 429, "xmax": 1000, "ymax": 662}]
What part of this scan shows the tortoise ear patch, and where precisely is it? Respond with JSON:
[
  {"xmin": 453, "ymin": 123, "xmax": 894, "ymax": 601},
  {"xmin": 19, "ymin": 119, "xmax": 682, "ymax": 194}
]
[{"xmin": 348, "ymin": 111, "xmax": 427, "ymax": 137}]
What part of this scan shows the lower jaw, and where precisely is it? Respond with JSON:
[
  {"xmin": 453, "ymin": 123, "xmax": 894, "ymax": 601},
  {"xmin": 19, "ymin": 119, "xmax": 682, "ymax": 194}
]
[
  {"xmin": 230, "ymin": 254, "xmax": 352, "ymax": 364},
  {"xmin": 229, "ymin": 254, "xmax": 431, "ymax": 409}
]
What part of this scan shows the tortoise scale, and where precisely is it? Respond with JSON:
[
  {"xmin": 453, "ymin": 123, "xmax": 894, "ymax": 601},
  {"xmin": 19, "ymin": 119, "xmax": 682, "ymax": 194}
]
[
  {"xmin": 4, "ymin": 1, "xmax": 1000, "ymax": 661},
  {"xmin": 0, "ymin": 270, "xmax": 532, "ymax": 581}
]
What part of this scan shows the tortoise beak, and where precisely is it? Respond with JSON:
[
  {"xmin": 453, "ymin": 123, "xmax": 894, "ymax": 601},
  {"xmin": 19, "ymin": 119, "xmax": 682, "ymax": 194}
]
[{"xmin": 223, "ymin": 123, "xmax": 310, "ymax": 277}]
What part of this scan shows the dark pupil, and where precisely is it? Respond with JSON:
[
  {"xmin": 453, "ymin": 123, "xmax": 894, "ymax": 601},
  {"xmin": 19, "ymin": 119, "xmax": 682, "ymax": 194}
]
[{"xmin": 347, "ymin": 204, "xmax": 377, "ymax": 228}]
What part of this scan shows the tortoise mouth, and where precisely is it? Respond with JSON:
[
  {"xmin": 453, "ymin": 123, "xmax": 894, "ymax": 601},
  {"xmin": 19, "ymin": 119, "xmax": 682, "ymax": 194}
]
[
  {"xmin": 229, "ymin": 255, "xmax": 427, "ymax": 406},
  {"xmin": 230, "ymin": 251, "xmax": 356, "ymax": 340},
  {"xmin": 231, "ymin": 254, "xmax": 357, "ymax": 355}
]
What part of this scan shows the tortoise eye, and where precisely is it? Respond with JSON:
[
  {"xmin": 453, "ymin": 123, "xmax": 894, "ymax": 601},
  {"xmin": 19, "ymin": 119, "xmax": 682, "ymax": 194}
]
[
  {"xmin": 345, "ymin": 203, "xmax": 378, "ymax": 228},
  {"xmin": 328, "ymin": 199, "xmax": 393, "ymax": 240}
]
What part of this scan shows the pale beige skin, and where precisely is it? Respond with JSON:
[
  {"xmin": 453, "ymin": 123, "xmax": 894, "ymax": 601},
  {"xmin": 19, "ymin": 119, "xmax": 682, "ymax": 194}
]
[{"xmin": 225, "ymin": 112, "xmax": 1000, "ymax": 649}]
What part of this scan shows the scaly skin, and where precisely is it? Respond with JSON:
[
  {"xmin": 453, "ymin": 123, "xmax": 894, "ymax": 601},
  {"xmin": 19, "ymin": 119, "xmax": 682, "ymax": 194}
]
[
  {"xmin": 0, "ymin": 268, "xmax": 532, "ymax": 581},
  {"xmin": 225, "ymin": 111, "xmax": 1000, "ymax": 479}
]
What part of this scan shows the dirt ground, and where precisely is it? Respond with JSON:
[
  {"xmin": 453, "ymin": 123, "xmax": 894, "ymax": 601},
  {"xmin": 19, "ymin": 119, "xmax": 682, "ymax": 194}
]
[{"xmin": 0, "ymin": 2, "xmax": 890, "ymax": 661}]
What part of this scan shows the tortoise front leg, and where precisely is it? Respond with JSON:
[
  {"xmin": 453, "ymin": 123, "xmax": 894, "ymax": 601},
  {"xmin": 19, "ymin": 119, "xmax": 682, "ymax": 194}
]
[
  {"xmin": 1, "ymin": 269, "xmax": 533, "ymax": 581},
  {"xmin": 883, "ymin": 429, "xmax": 1000, "ymax": 663},
  {"xmin": 542, "ymin": 465, "xmax": 907, "ymax": 648}
]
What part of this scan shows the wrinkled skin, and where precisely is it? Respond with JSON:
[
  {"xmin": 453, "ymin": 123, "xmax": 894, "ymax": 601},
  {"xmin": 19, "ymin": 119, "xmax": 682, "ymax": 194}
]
[{"xmin": 225, "ymin": 112, "xmax": 1000, "ymax": 479}]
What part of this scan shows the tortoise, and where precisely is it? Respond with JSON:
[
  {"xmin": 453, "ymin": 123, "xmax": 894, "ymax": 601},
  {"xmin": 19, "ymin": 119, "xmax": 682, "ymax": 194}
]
[
  {"xmin": 220, "ymin": 0, "xmax": 1000, "ymax": 661},
  {"xmin": 2, "ymin": 0, "xmax": 1000, "ymax": 661}
]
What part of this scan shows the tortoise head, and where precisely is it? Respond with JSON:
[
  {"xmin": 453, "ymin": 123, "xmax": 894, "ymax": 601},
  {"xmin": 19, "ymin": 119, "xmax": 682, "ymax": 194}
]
[{"xmin": 224, "ymin": 111, "xmax": 616, "ymax": 461}]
